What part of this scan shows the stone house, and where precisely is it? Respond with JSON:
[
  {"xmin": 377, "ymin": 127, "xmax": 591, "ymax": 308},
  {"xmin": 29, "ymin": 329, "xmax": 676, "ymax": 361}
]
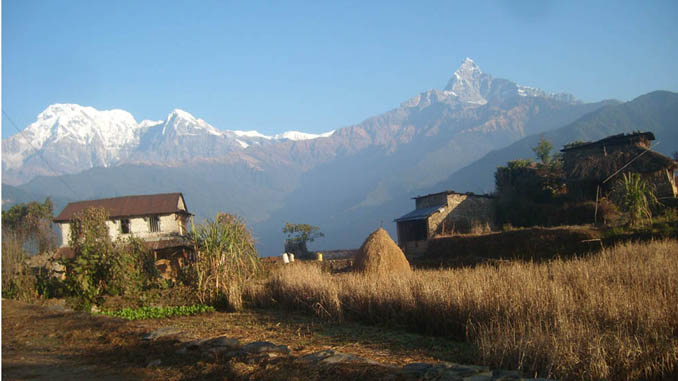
[
  {"xmin": 53, "ymin": 193, "xmax": 193, "ymax": 270},
  {"xmin": 394, "ymin": 191, "xmax": 495, "ymax": 255},
  {"xmin": 561, "ymin": 132, "xmax": 678, "ymax": 202}
]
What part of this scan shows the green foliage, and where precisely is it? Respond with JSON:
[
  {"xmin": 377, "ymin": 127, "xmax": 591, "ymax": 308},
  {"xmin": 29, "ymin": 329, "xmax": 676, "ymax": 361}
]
[
  {"xmin": 63, "ymin": 207, "xmax": 112, "ymax": 308},
  {"xmin": 610, "ymin": 173, "xmax": 658, "ymax": 226},
  {"xmin": 495, "ymin": 153, "xmax": 573, "ymax": 227},
  {"xmin": 1, "ymin": 198, "xmax": 56, "ymax": 253},
  {"xmin": 282, "ymin": 223, "xmax": 324, "ymax": 244},
  {"xmin": 532, "ymin": 135, "xmax": 554, "ymax": 164},
  {"xmin": 186, "ymin": 213, "xmax": 261, "ymax": 310},
  {"xmin": 282, "ymin": 222, "xmax": 324, "ymax": 259},
  {"xmin": 95, "ymin": 304, "xmax": 214, "ymax": 320},
  {"xmin": 62, "ymin": 207, "xmax": 159, "ymax": 309},
  {"xmin": 107, "ymin": 237, "xmax": 159, "ymax": 297},
  {"xmin": 495, "ymin": 159, "xmax": 557, "ymax": 202},
  {"xmin": 507, "ymin": 159, "xmax": 534, "ymax": 170}
]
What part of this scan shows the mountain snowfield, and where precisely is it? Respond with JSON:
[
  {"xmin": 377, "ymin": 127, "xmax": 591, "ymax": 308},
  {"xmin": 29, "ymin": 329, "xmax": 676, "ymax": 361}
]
[{"xmin": 2, "ymin": 104, "xmax": 335, "ymax": 185}]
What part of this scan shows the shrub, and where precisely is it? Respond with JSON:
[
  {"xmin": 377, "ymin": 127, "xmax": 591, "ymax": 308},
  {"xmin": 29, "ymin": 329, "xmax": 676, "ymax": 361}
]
[
  {"xmin": 187, "ymin": 213, "xmax": 262, "ymax": 310},
  {"xmin": 610, "ymin": 172, "xmax": 658, "ymax": 226},
  {"xmin": 62, "ymin": 207, "xmax": 159, "ymax": 309},
  {"xmin": 62, "ymin": 207, "xmax": 113, "ymax": 308},
  {"xmin": 107, "ymin": 237, "xmax": 159, "ymax": 296},
  {"xmin": 1, "ymin": 250, "xmax": 38, "ymax": 301}
]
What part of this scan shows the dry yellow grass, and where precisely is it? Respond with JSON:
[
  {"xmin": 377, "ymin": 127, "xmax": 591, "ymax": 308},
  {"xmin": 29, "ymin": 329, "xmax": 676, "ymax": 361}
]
[
  {"xmin": 353, "ymin": 228, "xmax": 411, "ymax": 275},
  {"xmin": 265, "ymin": 239, "xmax": 678, "ymax": 380}
]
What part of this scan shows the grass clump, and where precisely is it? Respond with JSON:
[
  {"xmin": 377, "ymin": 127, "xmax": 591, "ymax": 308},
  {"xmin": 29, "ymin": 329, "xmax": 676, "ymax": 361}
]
[
  {"xmin": 264, "ymin": 239, "xmax": 678, "ymax": 380},
  {"xmin": 185, "ymin": 213, "xmax": 262, "ymax": 311},
  {"xmin": 95, "ymin": 304, "xmax": 215, "ymax": 320}
]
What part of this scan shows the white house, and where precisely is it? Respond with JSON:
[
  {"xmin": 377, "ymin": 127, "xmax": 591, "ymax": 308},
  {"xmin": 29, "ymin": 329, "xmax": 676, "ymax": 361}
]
[{"xmin": 53, "ymin": 193, "xmax": 192, "ymax": 250}]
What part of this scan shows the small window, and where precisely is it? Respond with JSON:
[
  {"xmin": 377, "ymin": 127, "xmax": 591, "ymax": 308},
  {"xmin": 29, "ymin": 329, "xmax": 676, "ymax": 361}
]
[
  {"xmin": 120, "ymin": 219, "xmax": 130, "ymax": 234},
  {"xmin": 149, "ymin": 216, "xmax": 160, "ymax": 232}
]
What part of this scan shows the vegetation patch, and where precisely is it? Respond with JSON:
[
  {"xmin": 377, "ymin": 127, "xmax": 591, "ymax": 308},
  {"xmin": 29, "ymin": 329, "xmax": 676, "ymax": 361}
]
[{"xmin": 95, "ymin": 304, "xmax": 215, "ymax": 320}]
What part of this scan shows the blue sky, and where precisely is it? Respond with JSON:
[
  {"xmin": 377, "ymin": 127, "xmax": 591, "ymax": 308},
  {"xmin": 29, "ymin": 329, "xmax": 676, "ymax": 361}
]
[{"xmin": 2, "ymin": 0, "xmax": 677, "ymax": 139}]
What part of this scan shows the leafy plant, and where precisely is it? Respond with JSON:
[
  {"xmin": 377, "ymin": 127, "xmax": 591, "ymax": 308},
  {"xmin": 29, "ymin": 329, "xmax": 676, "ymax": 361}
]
[
  {"xmin": 610, "ymin": 172, "xmax": 658, "ymax": 226},
  {"xmin": 107, "ymin": 237, "xmax": 159, "ymax": 296},
  {"xmin": 62, "ymin": 207, "xmax": 112, "ymax": 308},
  {"xmin": 95, "ymin": 304, "xmax": 215, "ymax": 320},
  {"xmin": 61, "ymin": 207, "xmax": 159, "ymax": 309},
  {"xmin": 282, "ymin": 223, "xmax": 324, "ymax": 259},
  {"xmin": 187, "ymin": 213, "xmax": 261, "ymax": 310},
  {"xmin": 532, "ymin": 135, "xmax": 553, "ymax": 164}
]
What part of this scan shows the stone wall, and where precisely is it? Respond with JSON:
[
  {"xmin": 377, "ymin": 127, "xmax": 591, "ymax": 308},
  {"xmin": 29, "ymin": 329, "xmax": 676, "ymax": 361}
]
[
  {"xmin": 415, "ymin": 193, "xmax": 447, "ymax": 209},
  {"xmin": 427, "ymin": 194, "xmax": 495, "ymax": 237}
]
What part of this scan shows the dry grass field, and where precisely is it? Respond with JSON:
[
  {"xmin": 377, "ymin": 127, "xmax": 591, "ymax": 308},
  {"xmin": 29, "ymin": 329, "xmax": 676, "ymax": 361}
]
[{"xmin": 263, "ymin": 239, "xmax": 678, "ymax": 380}]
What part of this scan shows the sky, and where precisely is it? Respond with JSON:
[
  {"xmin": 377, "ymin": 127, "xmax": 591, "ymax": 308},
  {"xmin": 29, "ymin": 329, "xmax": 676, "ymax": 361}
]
[{"xmin": 2, "ymin": 0, "xmax": 677, "ymax": 139}]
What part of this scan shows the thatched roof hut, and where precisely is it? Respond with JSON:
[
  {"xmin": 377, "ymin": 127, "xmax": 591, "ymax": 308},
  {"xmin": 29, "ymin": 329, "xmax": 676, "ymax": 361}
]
[
  {"xmin": 353, "ymin": 228, "xmax": 411, "ymax": 275},
  {"xmin": 562, "ymin": 132, "xmax": 677, "ymax": 199}
]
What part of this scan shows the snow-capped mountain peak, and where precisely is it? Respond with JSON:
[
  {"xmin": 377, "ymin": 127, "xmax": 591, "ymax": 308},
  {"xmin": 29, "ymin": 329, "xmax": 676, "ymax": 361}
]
[
  {"xmin": 2, "ymin": 103, "xmax": 341, "ymax": 184},
  {"xmin": 444, "ymin": 58, "xmax": 490, "ymax": 105},
  {"xmin": 166, "ymin": 108, "xmax": 195, "ymax": 122},
  {"xmin": 272, "ymin": 130, "xmax": 335, "ymax": 141},
  {"xmin": 454, "ymin": 57, "xmax": 482, "ymax": 79},
  {"xmin": 230, "ymin": 129, "xmax": 335, "ymax": 141},
  {"xmin": 139, "ymin": 119, "xmax": 163, "ymax": 129},
  {"xmin": 2, "ymin": 59, "xmax": 579, "ymax": 185},
  {"xmin": 232, "ymin": 130, "xmax": 272, "ymax": 139},
  {"xmin": 163, "ymin": 109, "xmax": 221, "ymax": 136}
]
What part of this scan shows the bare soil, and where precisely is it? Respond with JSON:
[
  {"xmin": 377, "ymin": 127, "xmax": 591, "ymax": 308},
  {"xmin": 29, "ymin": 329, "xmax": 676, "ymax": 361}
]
[{"xmin": 2, "ymin": 298, "xmax": 473, "ymax": 380}]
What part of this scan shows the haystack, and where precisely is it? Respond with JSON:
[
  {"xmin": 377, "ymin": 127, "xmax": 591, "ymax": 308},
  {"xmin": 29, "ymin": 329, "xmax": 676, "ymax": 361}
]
[{"xmin": 353, "ymin": 228, "xmax": 411, "ymax": 275}]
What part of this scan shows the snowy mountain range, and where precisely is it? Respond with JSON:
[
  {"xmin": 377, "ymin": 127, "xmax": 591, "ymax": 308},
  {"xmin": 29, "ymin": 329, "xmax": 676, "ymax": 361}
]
[
  {"xmin": 2, "ymin": 104, "xmax": 335, "ymax": 185},
  {"xmin": 5, "ymin": 57, "xmax": 622, "ymax": 256}
]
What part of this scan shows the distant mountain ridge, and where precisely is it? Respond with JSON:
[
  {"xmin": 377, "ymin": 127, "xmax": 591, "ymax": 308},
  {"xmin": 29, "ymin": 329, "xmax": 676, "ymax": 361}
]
[
  {"xmin": 6, "ymin": 58, "xmax": 620, "ymax": 255},
  {"xmin": 433, "ymin": 90, "xmax": 678, "ymax": 195},
  {"xmin": 2, "ymin": 105, "xmax": 335, "ymax": 185}
]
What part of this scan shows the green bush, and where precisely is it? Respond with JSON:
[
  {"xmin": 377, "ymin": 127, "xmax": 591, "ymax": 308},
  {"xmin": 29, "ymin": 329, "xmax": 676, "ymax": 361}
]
[
  {"xmin": 61, "ymin": 207, "xmax": 159, "ymax": 309},
  {"xmin": 107, "ymin": 237, "xmax": 159, "ymax": 296},
  {"xmin": 610, "ymin": 173, "xmax": 658, "ymax": 226},
  {"xmin": 186, "ymin": 213, "xmax": 262, "ymax": 310}
]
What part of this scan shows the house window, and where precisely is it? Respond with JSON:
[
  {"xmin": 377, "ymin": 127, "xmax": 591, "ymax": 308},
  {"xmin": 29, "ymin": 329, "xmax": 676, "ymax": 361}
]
[
  {"xmin": 120, "ymin": 219, "xmax": 130, "ymax": 234},
  {"xmin": 149, "ymin": 216, "xmax": 160, "ymax": 232}
]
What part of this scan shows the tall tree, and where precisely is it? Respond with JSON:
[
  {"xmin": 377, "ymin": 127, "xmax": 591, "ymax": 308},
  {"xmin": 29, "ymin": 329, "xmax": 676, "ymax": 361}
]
[
  {"xmin": 1, "ymin": 198, "xmax": 56, "ymax": 253},
  {"xmin": 532, "ymin": 135, "xmax": 554, "ymax": 164},
  {"xmin": 282, "ymin": 223, "xmax": 324, "ymax": 259}
]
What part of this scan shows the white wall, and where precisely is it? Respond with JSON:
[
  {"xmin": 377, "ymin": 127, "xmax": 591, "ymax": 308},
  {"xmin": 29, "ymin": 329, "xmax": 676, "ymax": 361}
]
[{"xmin": 59, "ymin": 213, "xmax": 186, "ymax": 246}]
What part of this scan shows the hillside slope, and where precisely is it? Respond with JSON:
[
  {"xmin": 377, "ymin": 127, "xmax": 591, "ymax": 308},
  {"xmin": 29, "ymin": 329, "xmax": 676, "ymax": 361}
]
[{"xmin": 434, "ymin": 91, "xmax": 678, "ymax": 194}]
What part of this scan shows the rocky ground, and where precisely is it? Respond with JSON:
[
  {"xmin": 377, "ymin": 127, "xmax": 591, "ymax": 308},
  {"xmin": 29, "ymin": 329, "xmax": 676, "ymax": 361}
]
[{"xmin": 2, "ymin": 299, "xmax": 552, "ymax": 380}]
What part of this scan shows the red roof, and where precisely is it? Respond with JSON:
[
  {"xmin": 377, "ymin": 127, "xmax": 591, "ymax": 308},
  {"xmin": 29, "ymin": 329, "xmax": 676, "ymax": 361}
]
[{"xmin": 54, "ymin": 193, "xmax": 189, "ymax": 222}]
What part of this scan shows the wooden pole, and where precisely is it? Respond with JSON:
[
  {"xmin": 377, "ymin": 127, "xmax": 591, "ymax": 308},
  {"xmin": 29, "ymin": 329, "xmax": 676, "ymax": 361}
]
[{"xmin": 594, "ymin": 185, "xmax": 600, "ymax": 225}]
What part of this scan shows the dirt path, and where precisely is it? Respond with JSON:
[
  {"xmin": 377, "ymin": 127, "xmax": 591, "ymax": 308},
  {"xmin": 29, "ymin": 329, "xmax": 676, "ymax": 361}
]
[
  {"xmin": 2, "ymin": 299, "xmax": 529, "ymax": 380},
  {"xmin": 2, "ymin": 299, "xmax": 142, "ymax": 380}
]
